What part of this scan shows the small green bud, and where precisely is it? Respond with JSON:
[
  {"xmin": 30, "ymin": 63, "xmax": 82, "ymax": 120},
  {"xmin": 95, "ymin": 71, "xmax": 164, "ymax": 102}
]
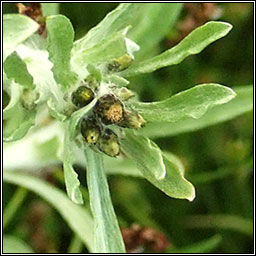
[
  {"xmin": 21, "ymin": 89, "xmax": 39, "ymax": 110},
  {"xmin": 81, "ymin": 118, "xmax": 101, "ymax": 144},
  {"xmin": 98, "ymin": 129, "xmax": 120, "ymax": 157},
  {"xmin": 71, "ymin": 85, "xmax": 95, "ymax": 108},
  {"xmin": 84, "ymin": 74, "xmax": 100, "ymax": 91},
  {"xmin": 118, "ymin": 109, "xmax": 146, "ymax": 129},
  {"xmin": 95, "ymin": 94, "xmax": 124, "ymax": 125},
  {"xmin": 107, "ymin": 54, "xmax": 133, "ymax": 72},
  {"xmin": 114, "ymin": 87, "xmax": 135, "ymax": 101}
]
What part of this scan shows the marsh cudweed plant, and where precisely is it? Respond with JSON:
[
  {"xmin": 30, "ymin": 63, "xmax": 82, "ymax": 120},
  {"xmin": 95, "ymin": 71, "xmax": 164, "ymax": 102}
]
[{"xmin": 3, "ymin": 3, "xmax": 237, "ymax": 253}]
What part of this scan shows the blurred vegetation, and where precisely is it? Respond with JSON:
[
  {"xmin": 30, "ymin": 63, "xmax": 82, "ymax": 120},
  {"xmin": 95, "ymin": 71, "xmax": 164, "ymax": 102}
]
[{"xmin": 3, "ymin": 3, "xmax": 253, "ymax": 254}]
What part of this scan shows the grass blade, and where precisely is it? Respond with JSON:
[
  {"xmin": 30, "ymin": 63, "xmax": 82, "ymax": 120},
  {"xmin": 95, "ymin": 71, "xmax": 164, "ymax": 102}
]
[
  {"xmin": 3, "ymin": 235, "xmax": 34, "ymax": 253},
  {"xmin": 3, "ymin": 187, "xmax": 28, "ymax": 231},
  {"xmin": 185, "ymin": 214, "xmax": 253, "ymax": 237},
  {"xmin": 168, "ymin": 234, "xmax": 222, "ymax": 253},
  {"xmin": 3, "ymin": 171, "xmax": 94, "ymax": 252}
]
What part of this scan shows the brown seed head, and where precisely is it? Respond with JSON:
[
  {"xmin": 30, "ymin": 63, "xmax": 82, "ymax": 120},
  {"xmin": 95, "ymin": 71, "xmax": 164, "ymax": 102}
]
[
  {"xmin": 96, "ymin": 94, "xmax": 124, "ymax": 125},
  {"xmin": 104, "ymin": 103, "xmax": 123, "ymax": 123}
]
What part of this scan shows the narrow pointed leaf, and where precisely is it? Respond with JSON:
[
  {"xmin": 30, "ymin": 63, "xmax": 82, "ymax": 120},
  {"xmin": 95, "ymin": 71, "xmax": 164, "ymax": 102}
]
[
  {"xmin": 108, "ymin": 74, "xmax": 129, "ymax": 87},
  {"xmin": 46, "ymin": 15, "xmax": 78, "ymax": 89},
  {"xmin": 132, "ymin": 84, "xmax": 236, "ymax": 123},
  {"xmin": 121, "ymin": 21, "xmax": 232, "ymax": 77},
  {"xmin": 3, "ymin": 14, "xmax": 39, "ymax": 61},
  {"xmin": 140, "ymin": 86, "xmax": 253, "ymax": 138},
  {"xmin": 62, "ymin": 125, "xmax": 83, "ymax": 204},
  {"xmin": 120, "ymin": 132, "xmax": 195, "ymax": 201},
  {"xmin": 72, "ymin": 3, "xmax": 143, "ymax": 51},
  {"xmin": 85, "ymin": 148, "xmax": 125, "ymax": 253},
  {"xmin": 3, "ymin": 171, "xmax": 94, "ymax": 252}
]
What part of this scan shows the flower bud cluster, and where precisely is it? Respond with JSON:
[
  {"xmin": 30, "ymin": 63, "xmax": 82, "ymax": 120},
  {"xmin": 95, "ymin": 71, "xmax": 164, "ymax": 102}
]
[{"xmin": 71, "ymin": 55, "xmax": 146, "ymax": 157}]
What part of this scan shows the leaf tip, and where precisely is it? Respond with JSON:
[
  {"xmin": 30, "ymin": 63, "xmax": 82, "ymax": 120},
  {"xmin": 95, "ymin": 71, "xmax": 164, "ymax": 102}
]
[
  {"xmin": 223, "ymin": 86, "xmax": 237, "ymax": 102},
  {"xmin": 184, "ymin": 182, "xmax": 196, "ymax": 202},
  {"xmin": 223, "ymin": 21, "xmax": 233, "ymax": 31},
  {"xmin": 218, "ymin": 21, "xmax": 233, "ymax": 36},
  {"xmin": 206, "ymin": 21, "xmax": 233, "ymax": 37},
  {"xmin": 187, "ymin": 187, "xmax": 196, "ymax": 202}
]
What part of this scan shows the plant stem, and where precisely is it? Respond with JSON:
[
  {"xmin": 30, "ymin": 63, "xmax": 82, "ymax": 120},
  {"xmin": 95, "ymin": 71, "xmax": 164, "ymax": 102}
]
[{"xmin": 3, "ymin": 186, "xmax": 28, "ymax": 230}]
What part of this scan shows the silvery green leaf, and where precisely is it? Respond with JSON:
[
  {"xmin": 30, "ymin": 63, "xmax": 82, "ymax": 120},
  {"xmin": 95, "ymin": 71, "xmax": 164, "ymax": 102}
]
[
  {"xmin": 121, "ymin": 21, "xmax": 232, "ymax": 77},
  {"xmin": 46, "ymin": 15, "xmax": 78, "ymax": 89},
  {"xmin": 62, "ymin": 125, "xmax": 84, "ymax": 205},
  {"xmin": 120, "ymin": 131, "xmax": 195, "ymax": 201},
  {"xmin": 132, "ymin": 84, "xmax": 236, "ymax": 122},
  {"xmin": 72, "ymin": 3, "xmax": 143, "ymax": 51},
  {"xmin": 85, "ymin": 148, "xmax": 125, "ymax": 253},
  {"xmin": 3, "ymin": 14, "xmax": 39, "ymax": 61},
  {"xmin": 4, "ymin": 53, "xmax": 34, "ymax": 89},
  {"xmin": 140, "ymin": 86, "xmax": 252, "ymax": 138}
]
